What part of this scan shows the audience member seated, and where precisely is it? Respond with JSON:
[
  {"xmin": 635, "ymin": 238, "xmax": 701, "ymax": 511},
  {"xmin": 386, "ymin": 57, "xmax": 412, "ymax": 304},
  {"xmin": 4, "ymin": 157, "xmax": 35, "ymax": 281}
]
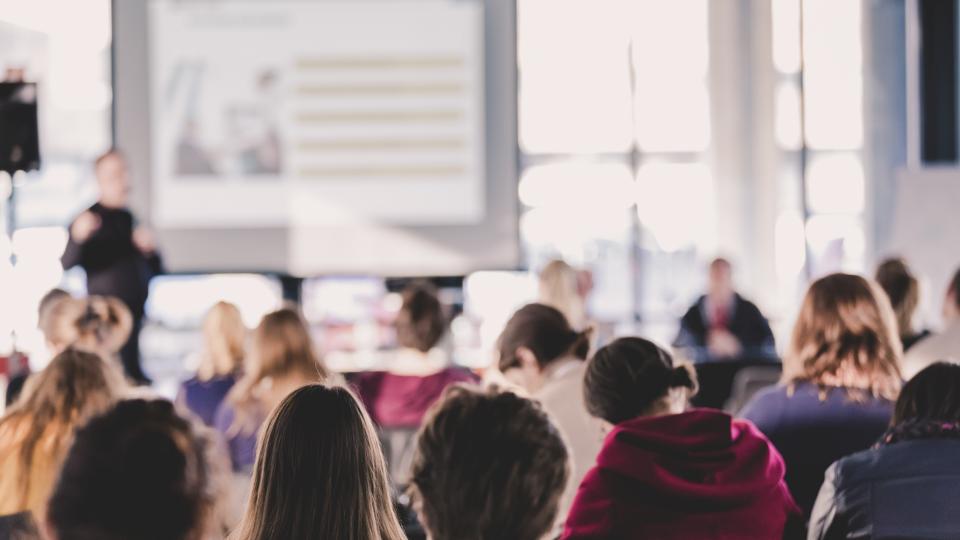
[
  {"xmin": 875, "ymin": 258, "xmax": 930, "ymax": 352},
  {"xmin": 497, "ymin": 302, "xmax": 600, "ymax": 527},
  {"xmin": 355, "ymin": 282, "xmax": 476, "ymax": 430},
  {"xmin": 214, "ymin": 307, "xmax": 331, "ymax": 472},
  {"xmin": 409, "ymin": 385, "xmax": 569, "ymax": 540},
  {"xmin": 539, "ymin": 259, "xmax": 592, "ymax": 331},
  {"xmin": 235, "ymin": 384, "xmax": 405, "ymax": 539},
  {"xmin": 674, "ymin": 257, "xmax": 777, "ymax": 363},
  {"xmin": 45, "ymin": 295, "xmax": 133, "ymax": 371},
  {"xmin": 4, "ymin": 288, "xmax": 72, "ymax": 407},
  {"xmin": 177, "ymin": 301, "xmax": 246, "ymax": 426},
  {"xmin": 0, "ymin": 349, "xmax": 125, "ymax": 527},
  {"xmin": 46, "ymin": 399, "xmax": 219, "ymax": 540},
  {"xmin": 563, "ymin": 337, "xmax": 798, "ymax": 539},
  {"xmin": 740, "ymin": 273, "xmax": 902, "ymax": 516},
  {"xmin": 36, "ymin": 289, "xmax": 72, "ymax": 342},
  {"xmin": 903, "ymin": 266, "xmax": 960, "ymax": 378},
  {"xmin": 809, "ymin": 362, "xmax": 960, "ymax": 539}
]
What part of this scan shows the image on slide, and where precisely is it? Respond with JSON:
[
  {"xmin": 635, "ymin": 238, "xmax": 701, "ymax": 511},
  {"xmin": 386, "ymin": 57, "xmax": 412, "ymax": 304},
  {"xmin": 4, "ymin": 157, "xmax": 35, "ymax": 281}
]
[{"xmin": 162, "ymin": 62, "xmax": 283, "ymax": 178}]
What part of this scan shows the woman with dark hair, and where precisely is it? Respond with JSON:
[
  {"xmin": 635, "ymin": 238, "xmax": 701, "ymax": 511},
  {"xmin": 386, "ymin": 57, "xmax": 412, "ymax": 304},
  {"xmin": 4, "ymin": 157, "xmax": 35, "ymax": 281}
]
[
  {"xmin": 875, "ymin": 258, "xmax": 929, "ymax": 351},
  {"xmin": 46, "ymin": 399, "xmax": 220, "ymax": 540},
  {"xmin": 809, "ymin": 362, "xmax": 960, "ymax": 539},
  {"xmin": 409, "ymin": 385, "xmax": 570, "ymax": 540},
  {"xmin": 355, "ymin": 282, "xmax": 476, "ymax": 432},
  {"xmin": 235, "ymin": 384, "xmax": 405, "ymax": 540},
  {"xmin": 496, "ymin": 303, "xmax": 599, "ymax": 528},
  {"xmin": 740, "ymin": 274, "xmax": 903, "ymax": 516},
  {"xmin": 563, "ymin": 337, "xmax": 798, "ymax": 539}
]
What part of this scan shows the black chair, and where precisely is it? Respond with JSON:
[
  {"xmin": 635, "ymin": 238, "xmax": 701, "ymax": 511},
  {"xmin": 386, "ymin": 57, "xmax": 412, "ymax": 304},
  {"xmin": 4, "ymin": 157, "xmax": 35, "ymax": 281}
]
[
  {"xmin": 725, "ymin": 364, "xmax": 783, "ymax": 413},
  {"xmin": 379, "ymin": 426, "xmax": 419, "ymax": 487},
  {"xmin": 690, "ymin": 360, "xmax": 781, "ymax": 410},
  {"xmin": 0, "ymin": 511, "xmax": 38, "ymax": 539}
]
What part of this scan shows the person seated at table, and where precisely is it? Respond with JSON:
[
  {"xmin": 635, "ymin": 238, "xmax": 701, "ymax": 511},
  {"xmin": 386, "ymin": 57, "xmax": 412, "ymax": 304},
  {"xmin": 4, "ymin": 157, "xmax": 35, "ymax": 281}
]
[
  {"xmin": 903, "ymin": 266, "xmax": 960, "ymax": 379},
  {"xmin": 234, "ymin": 385, "xmax": 405, "ymax": 539},
  {"xmin": 409, "ymin": 385, "xmax": 570, "ymax": 540},
  {"xmin": 740, "ymin": 273, "xmax": 902, "ymax": 516},
  {"xmin": 809, "ymin": 362, "xmax": 960, "ymax": 539},
  {"xmin": 875, "ymin": 257, "xmax": 931, "ymax": 352},
  {"xmin": 354, "ymin": 281, "xmax": 476, "ymax": 430},
  {"xmin": 4, "ymin": 288, "xmax": 71, "ymax": 407},
  {"xmin": 214, "ymin": 308, "xmax": 331, "ymax": 473},
  {"xmin": 46, "ymin": 399, "xmax": 223, "ymax": 540},
  {"xmin": 562, "ymin": 337, "xmax": 798, "ymax": 539},
  {"xmin": 177, "ymin": 301, "xmax": 246, "ymax": 426},
  {"xmin": 674, "ymin": 257, "xmax": 777, "ymax": 363},
  {"xmin": 0, "ymin": 349, "xmax": 126, "ymax": 529}
]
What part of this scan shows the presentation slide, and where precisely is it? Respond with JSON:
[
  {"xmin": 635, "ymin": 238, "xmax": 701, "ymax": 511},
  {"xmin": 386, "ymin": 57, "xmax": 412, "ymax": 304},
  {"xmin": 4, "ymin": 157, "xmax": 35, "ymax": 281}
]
[
  {"xmin": 114, "ymin": 0, "xmax": 518, "ymax": 276},
  {"xmin": 149, "ymin": 0, "xmax": 485, "ymax": 228}
]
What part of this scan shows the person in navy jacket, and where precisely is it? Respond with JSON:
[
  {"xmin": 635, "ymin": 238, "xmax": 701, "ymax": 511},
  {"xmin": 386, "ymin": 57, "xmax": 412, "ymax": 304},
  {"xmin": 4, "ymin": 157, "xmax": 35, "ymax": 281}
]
[{"xmin": 675, "ymin": 257, "xmax": 777, "ymax": 362}]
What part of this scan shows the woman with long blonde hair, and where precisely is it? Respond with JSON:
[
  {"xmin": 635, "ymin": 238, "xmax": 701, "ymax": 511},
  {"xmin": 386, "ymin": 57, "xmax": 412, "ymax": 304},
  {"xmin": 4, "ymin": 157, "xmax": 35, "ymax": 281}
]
[
  {"xmin": 538, "ymin": 259, "xmax": 589, "ymax": 330},
  {"xmin": 214, "ymin": 307, "xmax": 330, "ymax": 472},
  {"xmin": 178, "ymin": 301, "xmax": 247, "ymax": 426},
  {"xmin": 0, "ymin": 348, "xmax": 125, "ymax": 524},
  {"xmin": 740, "ymin": 273, "xmax": 903, "ymax": 516},
  {"xmin": 235, "ymin": 385, "xmax": 405, "ymax": 540}
]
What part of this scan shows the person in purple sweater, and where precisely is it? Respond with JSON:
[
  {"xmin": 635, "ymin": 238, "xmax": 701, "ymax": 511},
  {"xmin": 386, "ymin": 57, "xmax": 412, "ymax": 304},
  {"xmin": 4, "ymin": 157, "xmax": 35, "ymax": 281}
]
[
  {"xmin": 177, "ymin": 302, "xmax": 246, "ymax": 426},
  {"xmin": 214, "ymin": 308, "xmax": 331, "ymax": 472},
  {"xmin": 740, "ymin": 274, "xmax": 903, "ymax": 517}
]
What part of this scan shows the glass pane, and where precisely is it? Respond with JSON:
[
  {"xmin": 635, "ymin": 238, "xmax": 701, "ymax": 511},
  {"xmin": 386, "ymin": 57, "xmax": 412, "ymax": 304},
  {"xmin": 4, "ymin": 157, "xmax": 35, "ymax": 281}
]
[
  {"xmin": 145, "ymin": 274, "xmax": 283, "ymax": 328},
  {"xmin": 518, "ymin": 0, "xmax": 633, "ymax": 153},
  {"xmin": 803, "ymin": 0, "xmax": 863, "ymax": 150},
  {"xmin": 0, "ymin": 0, "xmax": 112, "ymax": 155},
  {"xmin": 634, "ymin": 82, "xmax": 710, "ymax": 152},
  {"xmin": 637, "ymin": 247, "xmax": 703, "ymax": 329},
  {"xmin": 518, "ymin": 160, "xmax": 634, "ymax": 210},
  {"xmin": 0, "ymin": 227, "xmax": 68, "ymax": 359},
  {"xmin": 635, "ymin": 162, "xmax": 714, "ymax": 252},
  {"xmin": 775, "ymin": 82, "xmax": 802, "ymax": 150},
  {"xmin": 2, "ymin": 0, "xmax": 113, "ymax": 231},
  {"xmin": 632, "ymin": 0, "xmax": 709, "ymax": 76},
  {"xmin": 806, "ymin": 215, "xmax": 866, "ymax": 276},
  {"xmin": 463, "ymin": 270, "xmax": 538, "ymax": 364},
  {"xmin": 774, "ymin": 211, "xmax": 806, "ymax": 280},
  {"xmin": 806, "ymin": 153, "xmax": 865, "ymax": 214},
  {"xmin": 631, "ymin": 0, "xmax": 710, "ymax": 152},
  {"xmin": 520, "ymin": 205, "xmax": 632, "ymax": 252},
  {"xmin": 772, "ymin": 0, "xmax": 801, "ymax": 74}
]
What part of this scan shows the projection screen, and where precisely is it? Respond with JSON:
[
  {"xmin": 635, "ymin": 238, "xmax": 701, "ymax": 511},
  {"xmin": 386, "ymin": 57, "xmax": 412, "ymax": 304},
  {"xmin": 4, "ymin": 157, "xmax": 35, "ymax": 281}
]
[{"xmin": 113, "ymin": 0, "xmax": 518, "ymax": 276}]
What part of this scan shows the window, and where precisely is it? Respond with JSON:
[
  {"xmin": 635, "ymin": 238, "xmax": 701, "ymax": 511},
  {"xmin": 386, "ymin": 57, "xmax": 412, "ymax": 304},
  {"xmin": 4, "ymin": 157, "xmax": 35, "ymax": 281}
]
[
  {"xmin": 0, "ymin": 0, "xmax": 112, "ymax": 359},
  {"xmin": 772, "ymin": 0, "xmax": 866, "ymax": 280},
  {"xmin": 517, "ymin": 0, "xmax": 713, "ymax": 333}
]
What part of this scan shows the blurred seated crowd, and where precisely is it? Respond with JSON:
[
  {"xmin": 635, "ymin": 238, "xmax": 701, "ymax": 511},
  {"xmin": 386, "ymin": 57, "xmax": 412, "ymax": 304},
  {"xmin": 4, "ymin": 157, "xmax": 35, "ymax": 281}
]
[{"xmin": 1, "ymin": 252, "xmax": 960, "ymax": 540}]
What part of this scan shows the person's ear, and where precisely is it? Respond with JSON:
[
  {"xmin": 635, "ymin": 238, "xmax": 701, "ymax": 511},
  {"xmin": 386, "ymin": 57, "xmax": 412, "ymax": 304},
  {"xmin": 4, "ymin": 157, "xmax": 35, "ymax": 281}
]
[{"xmin": 515, "ymin": 347, "xmax": 540, "ymax": 372}]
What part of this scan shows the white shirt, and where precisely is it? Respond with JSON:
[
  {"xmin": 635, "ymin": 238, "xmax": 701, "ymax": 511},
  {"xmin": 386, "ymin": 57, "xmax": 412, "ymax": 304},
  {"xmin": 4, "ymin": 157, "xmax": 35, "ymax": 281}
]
[
  {"xmin": 535, "ymin": 357, "xmax": 603, "ymax": 531},
  {"xmin": 902, "ymin": 320, "xmax": 960, "ymax": 379}
]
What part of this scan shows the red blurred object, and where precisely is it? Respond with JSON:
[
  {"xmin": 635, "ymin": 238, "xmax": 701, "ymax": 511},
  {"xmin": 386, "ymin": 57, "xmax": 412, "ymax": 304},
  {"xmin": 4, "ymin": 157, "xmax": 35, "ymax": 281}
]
[{"xmin": 0, "ymin": 351, "xmax": 29, "ymax": 378}]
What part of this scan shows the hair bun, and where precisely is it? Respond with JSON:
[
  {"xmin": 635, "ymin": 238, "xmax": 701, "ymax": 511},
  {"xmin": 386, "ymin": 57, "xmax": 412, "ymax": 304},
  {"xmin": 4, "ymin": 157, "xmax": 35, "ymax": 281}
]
[{"xmin": 669, "ymin": 365, "xmax": 696, "ymax": 390}]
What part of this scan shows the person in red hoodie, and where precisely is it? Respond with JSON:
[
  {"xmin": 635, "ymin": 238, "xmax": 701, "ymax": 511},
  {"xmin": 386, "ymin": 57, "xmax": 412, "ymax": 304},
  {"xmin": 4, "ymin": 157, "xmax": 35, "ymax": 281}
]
[{"xmin": 563, "ymin": 337, "xmax": 801, "ymax": 540}]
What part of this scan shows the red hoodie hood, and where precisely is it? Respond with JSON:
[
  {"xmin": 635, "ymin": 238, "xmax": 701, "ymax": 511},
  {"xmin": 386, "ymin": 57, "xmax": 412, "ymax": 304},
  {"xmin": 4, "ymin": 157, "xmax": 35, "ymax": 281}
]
[{"xmin": 595, "ymin": 408, "xmax": 790, "ymax": 509}]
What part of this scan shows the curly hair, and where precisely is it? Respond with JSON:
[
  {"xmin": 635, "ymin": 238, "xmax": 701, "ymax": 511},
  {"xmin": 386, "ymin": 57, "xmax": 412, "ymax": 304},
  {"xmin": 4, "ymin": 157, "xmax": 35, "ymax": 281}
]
[
  {"xmin": 784, "ymin": 273, "xmax": 902, "ymax": 401},
  {"xmin": 409, "ymin": 385, "xmax": 569, "ymax": 540}
]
